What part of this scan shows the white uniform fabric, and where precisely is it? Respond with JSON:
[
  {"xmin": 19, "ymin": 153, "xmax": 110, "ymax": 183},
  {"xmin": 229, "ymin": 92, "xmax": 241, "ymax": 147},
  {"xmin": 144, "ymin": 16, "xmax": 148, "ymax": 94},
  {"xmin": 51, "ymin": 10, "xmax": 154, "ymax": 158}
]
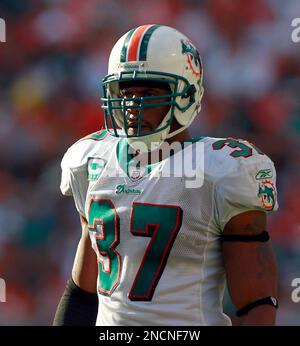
[{"xmin": 60, "ymin": 131, "xmax": 278, "ymax": 326}]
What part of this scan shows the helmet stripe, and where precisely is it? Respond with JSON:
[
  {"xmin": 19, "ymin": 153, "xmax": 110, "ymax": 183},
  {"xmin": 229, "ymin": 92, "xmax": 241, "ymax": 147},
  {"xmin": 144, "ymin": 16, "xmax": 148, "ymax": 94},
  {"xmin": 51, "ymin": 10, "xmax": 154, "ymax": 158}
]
[
  {"xmin": 120, "ymin": 28, "xmax": 135, "ymax": 63},
  {"xmin": 127, "ymin": 24, "xmax": 153, "ymax": 62},
  {"xmin": 139, "ymin": 24, "xmax": 160, "ymax": 61}
]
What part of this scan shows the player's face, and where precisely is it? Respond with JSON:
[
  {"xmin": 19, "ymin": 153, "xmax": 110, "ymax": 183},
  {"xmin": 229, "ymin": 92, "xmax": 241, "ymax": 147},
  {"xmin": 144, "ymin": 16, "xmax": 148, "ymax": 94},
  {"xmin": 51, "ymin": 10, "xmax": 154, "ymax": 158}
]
[{"xmin": 119, "ymin": 86, "xmax": 170, "ymax": 136}]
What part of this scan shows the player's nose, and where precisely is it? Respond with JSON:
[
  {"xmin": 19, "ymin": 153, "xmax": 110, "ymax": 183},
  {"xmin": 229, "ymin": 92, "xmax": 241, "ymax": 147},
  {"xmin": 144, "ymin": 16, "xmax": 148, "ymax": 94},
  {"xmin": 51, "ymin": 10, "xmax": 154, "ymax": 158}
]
[{"xmin": 125, "ymin": 98, "xmax": 140, "ymax": 117}]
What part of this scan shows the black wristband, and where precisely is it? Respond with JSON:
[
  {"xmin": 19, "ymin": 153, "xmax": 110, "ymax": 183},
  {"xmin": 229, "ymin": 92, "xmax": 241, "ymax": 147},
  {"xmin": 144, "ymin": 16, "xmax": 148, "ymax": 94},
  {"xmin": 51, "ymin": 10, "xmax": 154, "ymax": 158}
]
[
  {"xmin": 236, "ymin": 296, "xmax": 278, "ymax": 317},
  {"xmin": 53, "ymin": 278, "xmax": 98, "ymax": 326}
]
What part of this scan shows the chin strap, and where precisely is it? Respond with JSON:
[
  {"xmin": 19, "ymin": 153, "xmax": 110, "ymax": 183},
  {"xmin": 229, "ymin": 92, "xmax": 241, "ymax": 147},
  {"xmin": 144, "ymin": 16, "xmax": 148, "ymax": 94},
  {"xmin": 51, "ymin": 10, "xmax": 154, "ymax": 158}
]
[
  {"xmin": 166, "ymin": 103, "xmax": 202, "ymax": 140},
  {"xmin": 166, "ymin": 122, "xmax": 189, "ymax": 139}
]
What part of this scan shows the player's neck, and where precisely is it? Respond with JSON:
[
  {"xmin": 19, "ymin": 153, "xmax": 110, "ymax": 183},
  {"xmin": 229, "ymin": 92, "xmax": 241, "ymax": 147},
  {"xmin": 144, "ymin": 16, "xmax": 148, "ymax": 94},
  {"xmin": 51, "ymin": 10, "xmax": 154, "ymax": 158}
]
[{"xmin": 133, "ymin": 129, "xmax": 193, "ymax": 165}]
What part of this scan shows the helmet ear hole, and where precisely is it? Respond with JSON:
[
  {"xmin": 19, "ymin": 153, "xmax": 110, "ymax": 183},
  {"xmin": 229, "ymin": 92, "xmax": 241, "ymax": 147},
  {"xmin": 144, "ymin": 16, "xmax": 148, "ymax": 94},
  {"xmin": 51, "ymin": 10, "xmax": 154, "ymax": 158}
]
[{"xmin": 181, "ymin": 85, "xmax": 196, "ymax": 102}]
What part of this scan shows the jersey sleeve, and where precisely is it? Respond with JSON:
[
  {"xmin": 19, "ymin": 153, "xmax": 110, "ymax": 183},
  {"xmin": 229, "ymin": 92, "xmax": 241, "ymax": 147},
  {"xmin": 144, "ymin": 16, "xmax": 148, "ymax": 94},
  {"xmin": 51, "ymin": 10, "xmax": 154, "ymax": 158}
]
[
  {"xmin": 59, "ymin": 130, "xmax": 111, "ymax": 219},
  {"xmin": 60, "ymin": 152, "xmax": 73, "ymax": 196},
  {"xmin": 215, "ymin": 154, "xmax": 279, "ymax": 232},
  {"xmin": 60, "ymin": 147, "xmax": 89, "ymax": 218}
]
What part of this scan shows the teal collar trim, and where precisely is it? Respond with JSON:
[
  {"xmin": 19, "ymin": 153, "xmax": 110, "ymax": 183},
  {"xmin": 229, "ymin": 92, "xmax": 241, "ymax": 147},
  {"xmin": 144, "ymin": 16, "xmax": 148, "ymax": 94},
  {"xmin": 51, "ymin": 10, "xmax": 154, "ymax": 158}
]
[{"xmin": 116, "ymin": 139, "xmax": 155, "ymax": 178}]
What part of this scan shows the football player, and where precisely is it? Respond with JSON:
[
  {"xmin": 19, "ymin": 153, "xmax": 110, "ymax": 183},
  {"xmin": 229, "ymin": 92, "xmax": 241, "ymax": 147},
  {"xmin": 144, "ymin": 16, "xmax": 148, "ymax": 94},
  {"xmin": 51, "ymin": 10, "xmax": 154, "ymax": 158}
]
[{"xmin": 54, "ymin": 25, "xmax": 279, "ymax": 326}]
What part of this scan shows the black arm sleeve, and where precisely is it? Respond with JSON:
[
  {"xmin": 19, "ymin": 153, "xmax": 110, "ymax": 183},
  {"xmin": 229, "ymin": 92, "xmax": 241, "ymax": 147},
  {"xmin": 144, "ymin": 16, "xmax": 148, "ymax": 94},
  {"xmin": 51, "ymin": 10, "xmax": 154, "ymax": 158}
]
[{"xmin": 53, "ymin": 278, "xmax": 98, "ymax": 326}]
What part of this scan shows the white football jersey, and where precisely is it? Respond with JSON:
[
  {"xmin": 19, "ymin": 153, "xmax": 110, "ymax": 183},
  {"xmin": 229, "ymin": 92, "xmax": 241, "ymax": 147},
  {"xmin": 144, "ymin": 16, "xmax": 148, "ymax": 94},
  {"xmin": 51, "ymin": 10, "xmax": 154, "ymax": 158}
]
[{"xmin": 60, "ymin": 130, "xmax": 278, "ymax": 326}]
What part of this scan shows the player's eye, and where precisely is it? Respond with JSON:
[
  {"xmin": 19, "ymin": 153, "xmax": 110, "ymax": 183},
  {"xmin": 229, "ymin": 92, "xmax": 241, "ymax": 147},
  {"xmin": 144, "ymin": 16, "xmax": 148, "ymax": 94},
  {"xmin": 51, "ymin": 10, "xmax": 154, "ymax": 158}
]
[
  {"xmin": 144, "ymin": 89, "xmax": 159, "ymax": 97},
  {"xmin": 119, "ymin": 90, "xmax": 133, "ymax": 98}
]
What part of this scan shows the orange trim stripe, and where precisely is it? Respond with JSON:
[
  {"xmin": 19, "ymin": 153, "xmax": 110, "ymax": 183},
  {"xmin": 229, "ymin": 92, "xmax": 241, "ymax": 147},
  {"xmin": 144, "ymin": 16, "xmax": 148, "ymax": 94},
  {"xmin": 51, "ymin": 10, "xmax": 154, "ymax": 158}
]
[{"xmin": 127, "ymin": 24, "xmax": 152, "ymax": 62}]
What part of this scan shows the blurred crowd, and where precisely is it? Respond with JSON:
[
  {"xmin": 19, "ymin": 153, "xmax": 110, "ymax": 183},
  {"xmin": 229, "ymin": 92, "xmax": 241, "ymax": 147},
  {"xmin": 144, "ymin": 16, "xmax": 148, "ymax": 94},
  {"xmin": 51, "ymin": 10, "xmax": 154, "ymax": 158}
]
[{"xmin": 0, "ymin": 0, "xmax": 299, "ymax": 325}]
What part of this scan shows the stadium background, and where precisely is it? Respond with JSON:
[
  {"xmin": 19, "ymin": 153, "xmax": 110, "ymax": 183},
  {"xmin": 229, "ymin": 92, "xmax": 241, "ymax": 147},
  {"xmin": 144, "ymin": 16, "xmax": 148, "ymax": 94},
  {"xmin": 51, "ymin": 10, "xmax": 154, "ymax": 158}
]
[{"xmin": 0, "ymin": 0, "xmax": 299, "ymax": 325}]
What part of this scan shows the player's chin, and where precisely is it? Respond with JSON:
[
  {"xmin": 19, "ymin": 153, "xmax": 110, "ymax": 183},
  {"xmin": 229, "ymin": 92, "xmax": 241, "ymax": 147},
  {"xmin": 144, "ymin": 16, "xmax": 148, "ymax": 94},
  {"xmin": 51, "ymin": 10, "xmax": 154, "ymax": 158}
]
[{"xmin": 127, "ymin": 126, "xmax": 152, "ymax": 136}]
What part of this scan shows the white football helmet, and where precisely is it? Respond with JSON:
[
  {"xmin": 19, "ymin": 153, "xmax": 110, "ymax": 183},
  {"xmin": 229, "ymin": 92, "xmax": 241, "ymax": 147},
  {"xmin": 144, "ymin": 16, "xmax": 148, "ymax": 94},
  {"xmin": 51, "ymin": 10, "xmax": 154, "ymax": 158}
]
[{"xmin": 101, "ymin": 24, "xmax": 204, "ymax": 152}]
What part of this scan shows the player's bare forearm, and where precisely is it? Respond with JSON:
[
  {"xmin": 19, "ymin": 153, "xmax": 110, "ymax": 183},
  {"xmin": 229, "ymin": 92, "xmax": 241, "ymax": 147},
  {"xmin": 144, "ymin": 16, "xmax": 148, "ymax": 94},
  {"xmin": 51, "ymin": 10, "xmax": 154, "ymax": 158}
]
[
  {"xmin": 222, "ymin": 211, "xmax": 278, "ymax": 326},
  {"xmin": 72, "ymin": 215, "xmax": 98, "ymax": 293}
]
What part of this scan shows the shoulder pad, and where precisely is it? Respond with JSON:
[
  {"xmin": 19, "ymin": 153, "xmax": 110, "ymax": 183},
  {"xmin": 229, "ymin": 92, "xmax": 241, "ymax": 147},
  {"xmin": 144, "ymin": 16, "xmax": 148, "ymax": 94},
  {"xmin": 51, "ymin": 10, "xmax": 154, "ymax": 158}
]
[
  {"xmin": 203, "ymin": 136, "xmax": 273, "ymax": 179},
  {"xmin": 62, "ymin": 130, "xmax": 114, "ymax": 169}
]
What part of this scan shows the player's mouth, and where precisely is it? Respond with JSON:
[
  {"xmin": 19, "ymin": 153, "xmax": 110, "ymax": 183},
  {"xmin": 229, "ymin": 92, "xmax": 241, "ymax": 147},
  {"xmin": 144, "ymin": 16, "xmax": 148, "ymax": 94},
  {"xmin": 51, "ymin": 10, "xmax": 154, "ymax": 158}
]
[{"xmin": 127, "ymin": 123, "xmax": 152, "ymax": 134}]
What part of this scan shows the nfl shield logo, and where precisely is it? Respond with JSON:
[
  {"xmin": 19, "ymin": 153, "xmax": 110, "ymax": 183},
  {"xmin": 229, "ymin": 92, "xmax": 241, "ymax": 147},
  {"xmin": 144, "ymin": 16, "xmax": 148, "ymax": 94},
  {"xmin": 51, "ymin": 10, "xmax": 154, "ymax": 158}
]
[
  {"xmin": 128, "ymin": 165, "xmax": 146, "ymax": 181},
  {"xmin": 130, "ymin": 170, "xmax": 141, "ymax": 180}
]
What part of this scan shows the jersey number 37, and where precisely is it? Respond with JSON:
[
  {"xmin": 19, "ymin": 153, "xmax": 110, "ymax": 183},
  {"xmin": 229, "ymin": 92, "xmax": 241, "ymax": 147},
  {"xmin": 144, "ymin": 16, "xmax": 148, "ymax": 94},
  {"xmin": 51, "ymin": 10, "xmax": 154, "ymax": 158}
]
[{"xmin": 88, "ymin": 199, "xmax": 182, "ymax": 301}]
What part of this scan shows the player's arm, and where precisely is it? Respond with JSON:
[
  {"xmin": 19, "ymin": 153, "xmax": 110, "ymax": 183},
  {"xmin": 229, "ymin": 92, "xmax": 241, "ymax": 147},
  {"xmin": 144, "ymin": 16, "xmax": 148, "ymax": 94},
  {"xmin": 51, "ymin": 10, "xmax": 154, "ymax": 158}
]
[
  {"xmin": 72, "ymin": 215, "xmax": 98, "ymax": 292},
  {"xmin": 53, "ymin": 215, "xmax": 99, "ymax": 326},
  {"xmin": 222, "ymin": 210, "xmax": 278, "ymax": 326}
]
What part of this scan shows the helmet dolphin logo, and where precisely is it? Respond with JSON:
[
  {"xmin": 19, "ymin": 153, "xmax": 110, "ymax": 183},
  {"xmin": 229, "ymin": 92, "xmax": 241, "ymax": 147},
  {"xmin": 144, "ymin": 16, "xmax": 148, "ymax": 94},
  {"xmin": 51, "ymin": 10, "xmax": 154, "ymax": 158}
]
[{"xmin": 181, "ymin": 39, "xmax": 201, "ymax": 71}]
